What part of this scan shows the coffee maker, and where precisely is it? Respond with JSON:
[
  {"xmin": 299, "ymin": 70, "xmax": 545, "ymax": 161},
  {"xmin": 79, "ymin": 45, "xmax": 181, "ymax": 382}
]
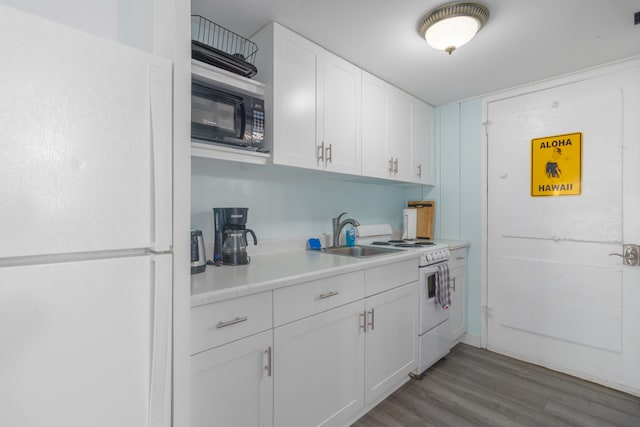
[{"xmin": 213, "ymin": 207, "xmax": 258, "ymax": 265}]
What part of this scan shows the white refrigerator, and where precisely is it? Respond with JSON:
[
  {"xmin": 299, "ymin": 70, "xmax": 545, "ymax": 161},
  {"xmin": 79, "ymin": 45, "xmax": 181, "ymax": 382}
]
[{"xmin": 0, "ymin": 6, "xmax": 172, "ymax": 427}]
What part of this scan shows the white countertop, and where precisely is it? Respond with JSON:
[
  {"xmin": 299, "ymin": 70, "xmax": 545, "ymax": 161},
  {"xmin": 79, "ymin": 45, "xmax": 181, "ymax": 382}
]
[
  {"xmin": 190, "ymin": 240, "xmax": 469, "ymax": 307},
  {"xmin": 436, "ymin": 239, "xmax": 470, "ymax": 250},
  {"xmin": 191, "ymin": 249, "xmax": 419, "ymax": 307}
]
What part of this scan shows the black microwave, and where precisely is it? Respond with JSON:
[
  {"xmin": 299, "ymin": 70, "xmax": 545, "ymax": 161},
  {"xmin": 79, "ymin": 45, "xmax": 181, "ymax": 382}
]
[{"xmin": 191, "ymin": 81, "xmax": 265, "ymax": 151}]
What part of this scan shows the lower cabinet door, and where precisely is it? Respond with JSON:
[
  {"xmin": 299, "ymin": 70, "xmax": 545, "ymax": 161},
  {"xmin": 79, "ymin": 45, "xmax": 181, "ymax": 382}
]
[
  {"xmin": 449, "ymin": 265, "xmax": 467, "ymax": 342},
  {"xmin": 191, "ymin": 330, "xmax": 273, "ymax": 427},
  {"xmin": 364, "ymin": 281, "xmax": 418, "ymax": 404},
  {"xmin": 274, "ymin": 300, "xmax": 365, "ymax": 427}
]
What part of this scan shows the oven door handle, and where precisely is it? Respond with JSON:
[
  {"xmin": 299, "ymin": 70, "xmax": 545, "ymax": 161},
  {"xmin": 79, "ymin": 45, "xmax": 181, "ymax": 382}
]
[{"xmin": 419, "ymin": 265, "xmax": 439, "ymax": 275}]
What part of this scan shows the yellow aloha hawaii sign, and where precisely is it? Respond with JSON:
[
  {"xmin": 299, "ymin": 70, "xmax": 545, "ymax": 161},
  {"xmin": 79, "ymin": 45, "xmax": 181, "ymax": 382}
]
[{"xmin": 531, "ymin": 132, "xmax": 582, "ymax": 196}]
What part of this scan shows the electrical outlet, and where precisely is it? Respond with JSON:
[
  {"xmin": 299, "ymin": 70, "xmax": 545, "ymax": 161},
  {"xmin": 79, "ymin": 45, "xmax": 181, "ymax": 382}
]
[{"xmin": 635, "ymin": 11, "xmax": 640, "ymax": 25}]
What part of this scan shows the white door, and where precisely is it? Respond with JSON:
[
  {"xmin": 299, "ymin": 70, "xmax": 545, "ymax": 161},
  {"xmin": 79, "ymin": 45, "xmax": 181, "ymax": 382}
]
[
  {"xmin": 0, "ymin": 6, "xmax": 172, "ymax": 257},
  {"xmin": 273, "ymin": 300, "xmax": 365, "ymax": 427},
  {"xmin": 486, "ymin": 64, "xmax": 640, "ymax": 395},
  {"xmin": 191, "ymin": 330, "xmax": 273, "ymax": 427},
  {"xmin": 364, "ymin": 282, "xmax": 418, "ymax": 404},
  {"xmin": 0, "ymin": 255, "xmax": 167, "ymax": 427}
]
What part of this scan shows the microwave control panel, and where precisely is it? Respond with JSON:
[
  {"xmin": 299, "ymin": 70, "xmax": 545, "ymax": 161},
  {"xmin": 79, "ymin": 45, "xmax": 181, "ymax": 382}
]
[{"xmin": 251, "ymin": 101, "xmax": 265, "ymax": 144}]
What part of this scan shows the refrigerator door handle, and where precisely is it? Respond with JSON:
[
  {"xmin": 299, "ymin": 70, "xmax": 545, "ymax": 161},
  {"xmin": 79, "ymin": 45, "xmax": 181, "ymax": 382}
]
[
  {"xmin": 149, "ymin": 64, "xmax": 173, "ymax": 253},
  {"xmin": 148, "ymin": 254, "xmax": 172, "ymax": 427}
]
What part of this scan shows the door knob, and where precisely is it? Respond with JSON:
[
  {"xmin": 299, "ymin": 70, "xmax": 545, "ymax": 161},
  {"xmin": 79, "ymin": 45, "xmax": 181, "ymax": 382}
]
[{"xmin": 609, "ymin": 244, "xmax": 640, "ymax": 266}]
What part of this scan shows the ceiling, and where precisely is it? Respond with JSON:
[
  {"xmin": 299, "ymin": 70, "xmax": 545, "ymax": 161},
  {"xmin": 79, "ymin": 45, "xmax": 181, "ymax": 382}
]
[{"xmin": 191, "ymin": 0, "xmax": 640, "ymax": 106}]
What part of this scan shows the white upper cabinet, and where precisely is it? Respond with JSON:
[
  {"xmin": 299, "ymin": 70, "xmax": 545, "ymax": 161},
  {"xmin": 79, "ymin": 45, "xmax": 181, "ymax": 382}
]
[
  {"xmin": 253, "ymin": 22, "xmax": 433, "ymax": 184},
  {"xmin": 253, "ymin": 22, "xmax": 362, "ymax": 175},
  {"xmin": 361, "ymin": 72, "xmax": 390, "ymax": 179},
  {"xmin": 320, "ymin": 52, "xmax": 362, "ymax": 174},
  {"xmin": 387, "ymin": 89, "xmax": 413, "ymax": 182},
  {"xmin": 362, "ymin": 72, "xmax": 433, "ymax": 183},
  {"xmin": 411, "ymin": 100, "xmax": 435, "ymax": 185}
]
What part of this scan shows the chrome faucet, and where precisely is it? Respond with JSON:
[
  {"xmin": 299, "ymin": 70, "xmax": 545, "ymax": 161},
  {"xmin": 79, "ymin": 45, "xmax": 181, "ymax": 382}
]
[{"xmin": 332, "ymin": 212, "xmax": 360, "ymax": 247}]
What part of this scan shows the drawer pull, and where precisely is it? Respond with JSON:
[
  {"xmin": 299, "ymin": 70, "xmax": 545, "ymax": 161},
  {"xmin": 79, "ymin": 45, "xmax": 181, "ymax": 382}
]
[
  {"xmin": 456, "ymin": 256, "xmax": 465, "ymax": 260},
  {"xmin": 319, "ymin": 291, "xmax": 339, "ymax": 299},
  {"xmin": 216, "ymin": 316, "xmax": 248, "ymax": 329}
]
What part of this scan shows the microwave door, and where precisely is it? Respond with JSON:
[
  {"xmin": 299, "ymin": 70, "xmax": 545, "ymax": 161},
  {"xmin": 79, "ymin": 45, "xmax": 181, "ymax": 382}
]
[{"xmin": 191, "ymin": 83, "xmax": 243, "ymax": 144}]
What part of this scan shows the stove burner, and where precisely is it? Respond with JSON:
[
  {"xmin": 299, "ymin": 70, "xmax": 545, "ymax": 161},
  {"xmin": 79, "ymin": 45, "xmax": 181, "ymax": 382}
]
[
  {"xmin": 388, "ymin": 240, "xmax": 407, "ymax": 244},
  {"xmin": 371, "ymin": 241, "xmax": 392, "ymax": 246},
  {"xmin": 394, "ymin": 243, "xmax": 417, "ymax": 247},
  {"xmin": 413, "ymin": 241, "xmax": 435, "ymax": 246}
]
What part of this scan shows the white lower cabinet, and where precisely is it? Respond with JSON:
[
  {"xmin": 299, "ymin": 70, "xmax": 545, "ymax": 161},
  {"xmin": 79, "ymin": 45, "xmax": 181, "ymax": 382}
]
[
  {"xmin": 191, "ymin": 330, "xmax": 273, "ymax": 427},
  {"xmin": 364, "ymin": 282, "xmax": 418, "ymax": 404},
  {"xmin": 448, "ymin": 247, "xmax": 468, "ymax": 344},
  {"xmin": 190, "ymin": 259, "xmax": 420, "ymax": 426},
  {"xmin": 274, "ymin": 300, "xmax": 365, "ymax": 427}
]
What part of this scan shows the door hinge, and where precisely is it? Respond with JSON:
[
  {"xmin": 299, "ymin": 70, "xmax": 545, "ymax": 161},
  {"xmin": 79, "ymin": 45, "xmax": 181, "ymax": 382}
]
[
  {"xmin": 483, "ymin": 120, "xmax": 491, "ymax": 137},
  {"xmin": 481, "ymin": 305, "xmax": 491, "ymax": 322}
]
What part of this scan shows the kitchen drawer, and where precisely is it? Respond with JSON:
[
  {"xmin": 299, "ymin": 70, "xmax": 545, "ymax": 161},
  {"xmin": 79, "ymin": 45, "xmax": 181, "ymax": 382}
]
[
  {"xmin": 191, "ymin": 291, "xmax": 272, "ymax": 355},
  {"xmin": 365, "ymin": 258, "xmax": 418, "ymax": 297},
  {"xmin": 273, "ymin": 270, "xmax": 365, "ymax": 327},
  {"xmin": 449, "ymin": 248, "xmax": 468, "ymax": 270}
]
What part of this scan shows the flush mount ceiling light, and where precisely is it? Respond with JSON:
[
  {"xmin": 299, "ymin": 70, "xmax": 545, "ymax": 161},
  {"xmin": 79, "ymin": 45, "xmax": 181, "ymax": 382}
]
[{"xmin": 418, "ymin": 2, "xmax": 490, "ymax": 55}]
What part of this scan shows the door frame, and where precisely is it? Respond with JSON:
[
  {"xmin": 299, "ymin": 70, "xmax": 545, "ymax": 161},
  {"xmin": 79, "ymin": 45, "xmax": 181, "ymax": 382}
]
[{"xmin": 479, "ymin": 56, "xmax": 640, "ymax": 349}]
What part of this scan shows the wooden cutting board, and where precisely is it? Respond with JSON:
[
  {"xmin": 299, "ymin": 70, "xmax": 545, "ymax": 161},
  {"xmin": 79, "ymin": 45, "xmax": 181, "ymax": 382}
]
[{"xmin": 408, "ymin": 201, "xmax": 435, "ymax": 239}]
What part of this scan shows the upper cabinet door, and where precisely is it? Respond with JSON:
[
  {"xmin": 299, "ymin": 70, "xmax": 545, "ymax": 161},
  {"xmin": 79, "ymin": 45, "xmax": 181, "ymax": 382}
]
[
  {"xmin": 361, "ymin": 72, "xmax": 390, "ymax": 179},
  {"xmin": 321, "ymin": 52, "xmax": 362, "ymax": 175},
  {"xmin": 387, "ymin": 89, "xmax": 413, "ymax": 182},
  {"xmin": 411, "ymin": 100, "xmax": 435, "ymax": 185},
  {"xmin": 272, "ymin": 24, "xmax": 323, "ymax": 170},
  {"xmin": 0, "ymin": 6, "xmax": 172, "ymax": 258}
]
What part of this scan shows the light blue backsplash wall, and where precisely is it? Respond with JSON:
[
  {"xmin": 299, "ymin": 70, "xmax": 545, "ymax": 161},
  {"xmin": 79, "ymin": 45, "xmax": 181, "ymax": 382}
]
[{"xmin": 191, "ymin": 158, "xmax": 427, "ymax": 245}]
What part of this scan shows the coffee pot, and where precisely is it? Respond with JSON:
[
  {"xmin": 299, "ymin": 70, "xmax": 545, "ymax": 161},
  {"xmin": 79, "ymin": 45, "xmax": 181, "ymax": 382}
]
[
  {"xmin": 213, "ymin": 207, "xmax": 258, "ymax": 265},
  {"xmin": 222, "ymin": 228, "xmax": 257, "ymax": 265}
]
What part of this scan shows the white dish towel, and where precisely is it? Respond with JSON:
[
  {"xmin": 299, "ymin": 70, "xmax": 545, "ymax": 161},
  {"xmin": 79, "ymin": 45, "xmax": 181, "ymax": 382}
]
[{"xmin": 435, "ymin": 263, "xmax": 451, "ymax": 310}]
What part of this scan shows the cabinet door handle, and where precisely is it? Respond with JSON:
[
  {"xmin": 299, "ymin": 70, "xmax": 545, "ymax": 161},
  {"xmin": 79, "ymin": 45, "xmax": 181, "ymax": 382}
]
[
  {"xmin": 216, "ymin": 316, "xmax": 248, "ymax": 328},
  {"xmin": 368, "ymin": 308, "xmax": 375, "ymax": 330},
  {"xmin": 450, "ymin": 277, "xmax": 456, "ymax": 292},
  {"xmin": 456, "ymin": 256, "xmax": 465, "ymax": 260},
  {"xmin": 417, "ymin": 163, "xmax": 422, "ymax": 177},
  {"xmin": 265, "ymin": 346, "xmax": 272, "ymax": 377},
  {"xmin": 388, "ymin": 157, "xmax": 394, "ymax": 173},
  {"xmin": 326, "ymin": 143, "xmax": 332, "ymax": 163},
  {"xmin": 317, "ymin": 142, "xmax": 325, "ymax": 161},
  {"xmin": 360, "ymin": 311, "xmax": 367, "ymax": 332},
  {"xmin": 319, "ymin": 291, "xmax": 339, "ymax": 299},
  {"xmin": 393, "ymin": 158, "xmax": 398, "ymax": 174}
]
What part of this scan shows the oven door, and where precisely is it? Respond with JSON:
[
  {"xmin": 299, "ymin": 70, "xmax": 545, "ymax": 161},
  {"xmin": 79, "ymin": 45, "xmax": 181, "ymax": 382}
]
[{"xmin": 419, "ymin": 263, "xmax": 450, "ymax": 335}]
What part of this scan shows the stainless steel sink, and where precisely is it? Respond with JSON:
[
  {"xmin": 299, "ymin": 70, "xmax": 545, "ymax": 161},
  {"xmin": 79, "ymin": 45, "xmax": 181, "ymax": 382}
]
[{"xmin": 320, "ymin": 245, "xmax": 402, "ymax": 258}]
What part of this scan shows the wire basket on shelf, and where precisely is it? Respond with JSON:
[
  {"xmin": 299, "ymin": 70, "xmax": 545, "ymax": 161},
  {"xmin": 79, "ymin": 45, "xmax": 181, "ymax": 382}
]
[{"xmin": 191, "ymin": 15, "xmax": 258, "ymax": 77}]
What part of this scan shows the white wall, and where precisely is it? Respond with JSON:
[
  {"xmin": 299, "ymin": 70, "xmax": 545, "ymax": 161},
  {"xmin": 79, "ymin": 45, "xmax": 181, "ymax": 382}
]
[{"xmin": 191, "ymin": 158, "xmax": 426, "ymax": 246}]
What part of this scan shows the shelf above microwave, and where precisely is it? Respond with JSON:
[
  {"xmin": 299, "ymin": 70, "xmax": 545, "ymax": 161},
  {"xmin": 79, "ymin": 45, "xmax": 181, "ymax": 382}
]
[
  {"xmin": 191, "ymin": 140, "xmax": 271, "ymax": 165},
  {"xmin": 191, "ymin": 59, "xmax": 266, "ymax": 98}
]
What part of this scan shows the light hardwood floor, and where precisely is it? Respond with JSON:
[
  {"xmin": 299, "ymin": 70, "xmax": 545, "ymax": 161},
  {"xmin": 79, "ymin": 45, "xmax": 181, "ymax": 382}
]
[{"xmin": 353, "ymin": 343, "xmax": 640, "ymax": 427}]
